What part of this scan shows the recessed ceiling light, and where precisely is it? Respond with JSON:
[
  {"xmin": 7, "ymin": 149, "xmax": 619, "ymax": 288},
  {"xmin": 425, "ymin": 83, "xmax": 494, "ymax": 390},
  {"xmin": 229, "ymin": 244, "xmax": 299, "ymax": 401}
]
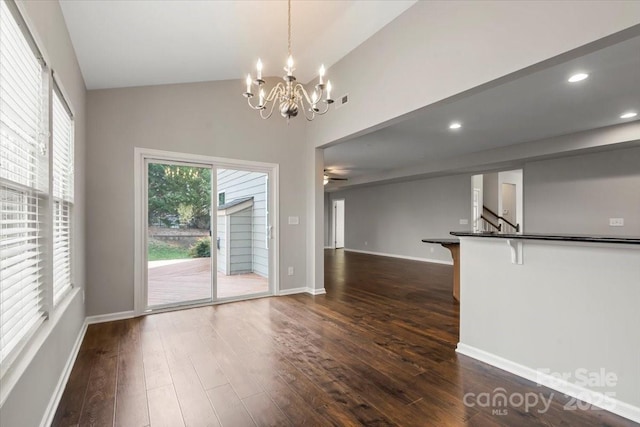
[
  {"xmin": 620, "ymin": 111, "xmax": 637, "ymax": 119},
  {"xmin": 568, "ymin": 73, "xmax": 589, "ymax": 83},
  {"xmin": 449, "ymin": 122, "xmax": 462, "ymax": 130}
]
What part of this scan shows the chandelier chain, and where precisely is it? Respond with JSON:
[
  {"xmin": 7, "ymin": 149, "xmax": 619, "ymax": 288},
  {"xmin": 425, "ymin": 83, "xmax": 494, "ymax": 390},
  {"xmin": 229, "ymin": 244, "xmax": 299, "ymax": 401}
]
[{"xmin": 287, "ymin": 0, "xmax": 291, "ymax": 56}]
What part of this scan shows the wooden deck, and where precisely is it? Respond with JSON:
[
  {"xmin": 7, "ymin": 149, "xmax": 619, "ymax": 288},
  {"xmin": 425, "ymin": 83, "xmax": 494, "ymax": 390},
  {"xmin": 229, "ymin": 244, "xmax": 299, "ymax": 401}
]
[
  {"xmin": 148, "ymin": 258, "xmax": 268, "ymax": 306},
  {"xmin": 52, "ymin": 250, "xmax": 636, "ymax": 426}
]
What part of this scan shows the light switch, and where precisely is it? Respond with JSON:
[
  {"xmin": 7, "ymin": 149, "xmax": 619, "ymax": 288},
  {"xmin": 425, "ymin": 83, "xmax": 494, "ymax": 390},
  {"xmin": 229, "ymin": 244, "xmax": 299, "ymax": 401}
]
[{"xmin": 288, "ymin": 216, "xmax": 299, "ymax": 225}]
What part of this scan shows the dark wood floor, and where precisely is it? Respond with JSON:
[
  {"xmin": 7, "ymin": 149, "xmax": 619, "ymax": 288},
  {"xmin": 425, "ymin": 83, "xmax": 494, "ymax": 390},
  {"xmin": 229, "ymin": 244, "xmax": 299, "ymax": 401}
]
[{"xmin": 53, "ymin": 250, "xmax": 637, "ymax": 426}]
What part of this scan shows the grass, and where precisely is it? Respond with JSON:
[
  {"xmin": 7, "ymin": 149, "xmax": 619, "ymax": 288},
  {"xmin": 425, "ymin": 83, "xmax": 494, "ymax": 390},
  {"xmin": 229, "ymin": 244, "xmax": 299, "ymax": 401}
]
[{"xmin": 147, "ymin": 239, "xmax": 191, "ymax": 261}]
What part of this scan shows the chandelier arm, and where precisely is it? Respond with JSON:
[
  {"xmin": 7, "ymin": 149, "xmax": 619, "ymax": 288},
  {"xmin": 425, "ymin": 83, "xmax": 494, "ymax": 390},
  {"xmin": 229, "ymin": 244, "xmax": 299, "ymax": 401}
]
[
  {"xmin": 314, "ymin": 100, "xmax": 331, "ymax": 115},
  {"xmin": 259, "ymin": 97, "xmax": 278, "ymax": 120},
  {"xmin": 246, "ymin": 97, "xmax": 264, "ymax": 110},
  {"xmin": 294, "ymin": 84, "xmax": 314, "ymax": 105},
  {"xmin": 265, "ymin": 83, "xmax": 285, "ymax": 103}
]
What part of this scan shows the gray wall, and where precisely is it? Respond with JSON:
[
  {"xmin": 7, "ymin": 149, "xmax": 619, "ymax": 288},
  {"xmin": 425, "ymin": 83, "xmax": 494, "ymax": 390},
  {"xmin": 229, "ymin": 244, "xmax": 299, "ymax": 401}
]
[
  {"xmin": 0, "ymin": 1, "xmax": 87, "ymax": 426},
  {"xmin": 327, "ymin": 174, "xmax": 472, "ymax": 263},
  {"xmin": 217, "ymin": 169, "xmax": 268, "ymax": 277},
  {"xmin": 525, "ymin": 146, "xmax": 640, "ymax": 235},
  {"xmin": 308, "ymin": 1, "xmax": 640, "ymax": 148},
  {"xmin": 86, "ymin": 80, "xmax": 307, "ymax": 316}
]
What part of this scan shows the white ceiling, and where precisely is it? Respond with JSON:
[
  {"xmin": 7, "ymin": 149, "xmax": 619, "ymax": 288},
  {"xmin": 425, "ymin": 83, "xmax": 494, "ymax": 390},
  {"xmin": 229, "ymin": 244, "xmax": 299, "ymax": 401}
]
[
  {"xmin": 59, "ymin": 0, "xmax": 416, "ymax": 90},
  {"xmin": 324, "ymin": 34, "xmax": 640, "ymax": 181}
]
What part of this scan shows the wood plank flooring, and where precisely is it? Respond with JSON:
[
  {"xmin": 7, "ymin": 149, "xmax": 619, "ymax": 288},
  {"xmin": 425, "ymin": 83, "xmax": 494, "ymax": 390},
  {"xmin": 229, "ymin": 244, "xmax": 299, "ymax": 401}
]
[{"xmin": 52, "ymin": 249, "xmax": 637, "ymax": 426}]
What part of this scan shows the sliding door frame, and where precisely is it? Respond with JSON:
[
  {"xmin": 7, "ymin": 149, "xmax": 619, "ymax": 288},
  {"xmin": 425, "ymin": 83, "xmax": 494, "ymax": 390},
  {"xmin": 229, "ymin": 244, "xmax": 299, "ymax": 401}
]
[{"xmin": 133, "ymin": 148, "xmax": 279, "ymax": 316}]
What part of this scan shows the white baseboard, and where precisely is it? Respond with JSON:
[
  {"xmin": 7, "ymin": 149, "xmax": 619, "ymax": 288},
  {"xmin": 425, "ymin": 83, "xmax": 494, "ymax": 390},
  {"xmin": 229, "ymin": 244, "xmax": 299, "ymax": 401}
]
[
  {"xmin": 40, "ymin": 320, "xmax": 87, "ymax": 427},
  {"xmin": 86, "ymin": 310, "xmax": 135, "ymax": 325},
  {"xmin": 278, "ymin": 287, "xmax": 327, "ymax": 296},
  {"xmin": 324, "ymin": 246, "xmax": 334, "ymax": 249},
  {"xmin": 278, "ymin": 287, "xmax": 308, "ymax": 296},
  {"xmin": 344, "ymin": 248, "xmax": 453, "ymax": 265},
  {"xmin": 456, "ymin": 343, "xmax": 640, "ymax": 424}
]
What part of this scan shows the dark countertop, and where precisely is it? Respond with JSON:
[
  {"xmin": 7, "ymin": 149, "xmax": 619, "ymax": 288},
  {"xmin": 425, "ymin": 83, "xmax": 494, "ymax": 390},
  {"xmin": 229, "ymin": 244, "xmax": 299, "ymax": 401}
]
[
  {"xmin": 421, "ymin": 238, "xmax": 460, "ymax": 245},
  {"xmin": 449, "ymin": 231, "xmax": 640, "ymax": 245}
]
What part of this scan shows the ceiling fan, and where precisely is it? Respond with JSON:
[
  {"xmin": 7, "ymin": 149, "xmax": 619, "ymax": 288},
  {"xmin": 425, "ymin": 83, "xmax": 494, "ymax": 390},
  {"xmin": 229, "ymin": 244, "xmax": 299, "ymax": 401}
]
[{"xmin": 324, "ymin": 169, "xmax": 348, "ymax": 185}]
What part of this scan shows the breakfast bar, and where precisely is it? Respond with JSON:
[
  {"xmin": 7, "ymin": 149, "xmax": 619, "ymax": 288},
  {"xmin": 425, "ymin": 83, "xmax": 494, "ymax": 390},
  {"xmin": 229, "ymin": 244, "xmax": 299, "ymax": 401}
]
[{"xmin": 450, "ymin": 231, "xmax": 640, "ymax": 421}]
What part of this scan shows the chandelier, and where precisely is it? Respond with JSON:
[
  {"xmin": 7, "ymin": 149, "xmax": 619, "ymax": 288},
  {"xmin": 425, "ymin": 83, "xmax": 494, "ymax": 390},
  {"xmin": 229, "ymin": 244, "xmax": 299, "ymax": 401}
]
[{"xmin": 243, "ymin": 0, "xmax": 334, "ymax": 122}]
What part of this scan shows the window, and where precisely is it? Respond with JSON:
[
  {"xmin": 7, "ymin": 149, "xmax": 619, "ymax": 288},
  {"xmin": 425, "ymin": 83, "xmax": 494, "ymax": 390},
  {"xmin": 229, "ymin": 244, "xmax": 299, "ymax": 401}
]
[
  {"xmin": 52, "ymin": 87, "xmax": 74, "ymax": 305},
  {"xmin": 0, "ymin": 0, "xmax": 48, "ymax": 366},
  {"xmin": 218, "ymin": 191, "xmax": 225, "ymax": 206},
  {"xmin": 0, "ymin": 0, "xmax": 75, "ymax": 373}
]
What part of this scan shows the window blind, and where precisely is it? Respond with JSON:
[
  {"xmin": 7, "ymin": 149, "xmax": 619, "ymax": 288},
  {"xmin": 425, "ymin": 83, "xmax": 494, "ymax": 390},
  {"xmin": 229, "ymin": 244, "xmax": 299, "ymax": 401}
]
[
  {"xmin": 0, "ymin": 0, "xmax": 47, "ymax": 365},
  {"xmin": 52, "ymin": 89, "xmax": 73, "ymax": 305}
]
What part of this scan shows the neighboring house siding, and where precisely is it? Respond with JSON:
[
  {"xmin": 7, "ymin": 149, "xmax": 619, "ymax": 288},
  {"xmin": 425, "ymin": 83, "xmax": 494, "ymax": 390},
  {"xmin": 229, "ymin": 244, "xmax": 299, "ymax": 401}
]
[
  {"xmin": 217, "ymin": 169, "xmax": 268, "ymax": 277},
  {"xmin": 229, "ymin": 208, "xmax": 253, "ymax": 274}
]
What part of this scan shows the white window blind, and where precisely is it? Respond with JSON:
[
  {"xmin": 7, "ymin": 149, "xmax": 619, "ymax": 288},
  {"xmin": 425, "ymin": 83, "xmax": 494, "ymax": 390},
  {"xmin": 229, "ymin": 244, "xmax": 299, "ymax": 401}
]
[
  {"xmin": 0, "ymin": 0, "xmax": 47, "ymax": 365},
  {"xmin": 52, "ymin": 88, "xmax": 73, "ymax": 305}
]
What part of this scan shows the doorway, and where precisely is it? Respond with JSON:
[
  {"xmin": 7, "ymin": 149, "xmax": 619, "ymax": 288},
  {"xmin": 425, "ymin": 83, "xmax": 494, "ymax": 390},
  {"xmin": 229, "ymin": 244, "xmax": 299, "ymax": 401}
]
[
  {"xmin": 333, "ymin": 199, "xmax": 345, "ymax": 249},
  {"xmin": 134, "ymin": 149, "xmax": 278, "ymax": 314}
]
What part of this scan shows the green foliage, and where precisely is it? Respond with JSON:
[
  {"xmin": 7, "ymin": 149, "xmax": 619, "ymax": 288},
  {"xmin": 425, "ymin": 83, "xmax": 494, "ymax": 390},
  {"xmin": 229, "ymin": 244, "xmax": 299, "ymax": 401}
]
[
  {"xmin": 177, "ymin": 203, "xmax": 195, "ymax": 226},
  {"xmin": 148, "ymin": 164, "xmax": 211, "ymax": 229},
  {"xmin": 189, "ymin": 237, "xmax": 211, "ymax": 258},
  {"xmin": 148, "ymin": 239, "xmax": 190, "ymax": 261}
]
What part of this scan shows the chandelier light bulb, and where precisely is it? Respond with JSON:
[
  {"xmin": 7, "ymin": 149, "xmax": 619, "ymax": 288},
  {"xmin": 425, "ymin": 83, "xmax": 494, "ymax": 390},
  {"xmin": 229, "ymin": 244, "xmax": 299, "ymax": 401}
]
[
  {"xmin": 256, "ymin": 59, "xmax": 263, "ymax": 80},
  {"xmin": 319, "ymin": 65, "xmax": 325, "ymax": 84},
  {"xmin": 326, "ymin": 81, "xmax": 332, "ymax": 100},
  {"xmin": 312, "ymin": 91, "xmax": 318, "ymax": 104},
  {"xmin": 286, "ymin": 55, "xmax": 294, "ymax": 76},
  {"xmin": 245, "ymin": 74, "xmax": 252, "ymax": 93}
]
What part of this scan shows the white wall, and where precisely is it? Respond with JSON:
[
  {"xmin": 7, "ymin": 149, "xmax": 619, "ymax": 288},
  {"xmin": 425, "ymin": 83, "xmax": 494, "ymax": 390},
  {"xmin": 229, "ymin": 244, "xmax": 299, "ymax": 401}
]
[
  {"xmin": 327, "ymin": 174, "xmax": 472, "ymax": 263},
  {"xmin": 525, "ymin": 146, "xmax": 640, "ymax": 235},
  {"xmin": 86, "ymin": 80, "xmax": 308, "ymax": 315},
  {"xmin": 0, "ymin": 1, "xmax": 87, "ymax": 426}
]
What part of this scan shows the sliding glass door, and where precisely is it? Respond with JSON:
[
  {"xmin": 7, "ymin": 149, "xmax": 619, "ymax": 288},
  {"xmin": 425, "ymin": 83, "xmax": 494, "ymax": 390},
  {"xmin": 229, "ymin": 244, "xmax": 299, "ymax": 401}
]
[{"xmin": 139, "ymin": 153, "xmax": 276, "ymax": 313}]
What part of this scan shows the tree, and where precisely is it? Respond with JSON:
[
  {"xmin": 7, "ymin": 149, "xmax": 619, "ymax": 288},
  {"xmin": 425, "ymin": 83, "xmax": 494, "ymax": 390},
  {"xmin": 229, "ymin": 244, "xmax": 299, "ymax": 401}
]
[{"xmin": 148, "ymin": 164, "xmax": 211, "ymax": 229}]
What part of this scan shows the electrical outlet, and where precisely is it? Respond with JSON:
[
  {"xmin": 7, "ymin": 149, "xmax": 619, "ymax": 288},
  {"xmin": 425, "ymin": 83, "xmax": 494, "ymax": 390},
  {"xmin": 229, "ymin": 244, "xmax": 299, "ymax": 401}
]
[
  {"xmin": 609, "ymin": 218, "xmax": 624, "ymax": 227},
  {"xmin": 287, "ymin": 266, "xmax": 294, "ymax": 276},
  {"xmin": 459, "ymin": 219, "xmax": 469, "ymax": 225},
  {"xmin": 288, "ymin": 216, "xmax": 299, "ymax": 225}
]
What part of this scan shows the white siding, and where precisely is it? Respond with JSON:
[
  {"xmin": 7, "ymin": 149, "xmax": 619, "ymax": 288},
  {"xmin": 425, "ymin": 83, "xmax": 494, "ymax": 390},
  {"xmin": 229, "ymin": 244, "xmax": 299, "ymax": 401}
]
[{"xmin": 217, "ymin": 169, "xmax": 268, "ymax": 277}]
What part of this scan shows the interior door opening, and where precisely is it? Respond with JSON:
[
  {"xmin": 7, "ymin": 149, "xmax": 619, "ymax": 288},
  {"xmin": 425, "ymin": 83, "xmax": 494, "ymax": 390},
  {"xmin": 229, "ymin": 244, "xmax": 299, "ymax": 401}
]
[{"xmin": 333, "ymin": 199, "xmax": 345, "ymax": 249}]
